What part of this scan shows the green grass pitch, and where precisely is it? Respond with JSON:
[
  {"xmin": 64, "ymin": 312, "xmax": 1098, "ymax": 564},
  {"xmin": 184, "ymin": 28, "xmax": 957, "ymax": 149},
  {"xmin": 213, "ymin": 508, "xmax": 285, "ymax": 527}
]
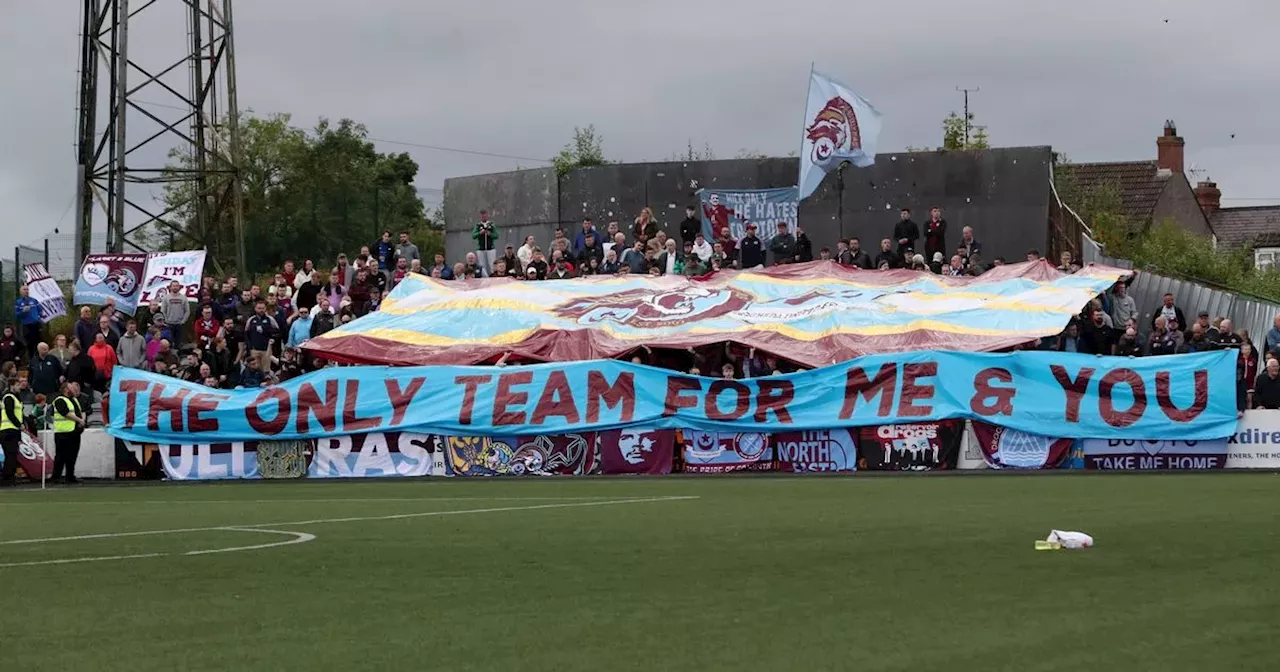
[{"xmin": 1, "ymin": 474, "xmax": 1277, "ymax": 671}]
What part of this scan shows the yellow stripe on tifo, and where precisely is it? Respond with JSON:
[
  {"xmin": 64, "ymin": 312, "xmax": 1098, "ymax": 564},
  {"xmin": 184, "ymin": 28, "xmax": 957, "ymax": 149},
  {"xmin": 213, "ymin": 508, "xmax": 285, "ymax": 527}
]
[
  {"xmin": 327, "ymin": 317, "xmax": 1059, "ymax": 349},
  {"xmin": 375, "ymin": 289, "xmax": 1100, "ymax": 318}
]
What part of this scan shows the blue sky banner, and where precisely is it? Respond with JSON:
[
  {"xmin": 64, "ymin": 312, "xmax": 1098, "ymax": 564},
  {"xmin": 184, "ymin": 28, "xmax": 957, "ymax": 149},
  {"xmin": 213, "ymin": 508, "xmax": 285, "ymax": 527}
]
[
  {"xmin": 697, "ymin": 187, "xmax": 798, "ymax": 242},
  {"xmin": 798, "ymin": 70, "xmax": 883, "ymax": 200},
  {"xmin": 108, "ymin": 350, "xmax": 1239, "ymax": 445},
  {"xmin": 773, "ymin": 429, "xmax": 857, "ymax": 472},
  {"xmin": 683, "ymin": 431, "xmax": 773, "ymax": 473},
  {"xmin": 309, "ymin": 432, "xmax": 447, "ymax": 478},
  {"xmin": 159, "ymin": 442, "xmax": 259, "ymax": 480}
]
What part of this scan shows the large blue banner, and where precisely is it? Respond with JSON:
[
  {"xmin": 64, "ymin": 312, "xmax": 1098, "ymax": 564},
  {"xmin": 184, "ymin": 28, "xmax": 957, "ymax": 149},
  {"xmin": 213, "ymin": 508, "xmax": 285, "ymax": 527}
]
[
  {"xmin": 697, "ymin": 187, "xmax": 798, "ymax": 242},
  {"xmin": 108, "ymin": 350, "xmax": 1239, "ymax": 444}
]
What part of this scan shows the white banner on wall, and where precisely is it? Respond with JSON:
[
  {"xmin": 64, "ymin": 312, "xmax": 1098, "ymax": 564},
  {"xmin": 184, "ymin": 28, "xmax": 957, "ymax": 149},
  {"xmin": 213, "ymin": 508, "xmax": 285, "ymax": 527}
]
[
  {"xmin": 139, "ymin": 250, "xmax": 206, "ymax": 304},
  {"xmin": 1226, "ymin": 410, "xmax": 1280, "ymax": 469},
  {"xmin": 23, "ymin": 263, "xmax": 67, "ymax": 322}
]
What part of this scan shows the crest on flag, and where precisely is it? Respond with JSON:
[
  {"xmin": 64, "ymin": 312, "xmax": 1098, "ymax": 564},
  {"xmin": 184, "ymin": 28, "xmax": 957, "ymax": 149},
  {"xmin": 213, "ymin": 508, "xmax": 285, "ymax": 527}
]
[{"xmin": 798, "ymin": 70, "xmax": 883, "ymax": 200}]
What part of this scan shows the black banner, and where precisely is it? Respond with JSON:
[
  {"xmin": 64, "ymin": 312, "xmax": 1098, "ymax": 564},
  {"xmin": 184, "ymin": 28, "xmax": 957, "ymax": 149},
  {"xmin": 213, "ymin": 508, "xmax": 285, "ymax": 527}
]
[
  {"xmin": 857, "ymin": 421, "xmax": 963, "ymax": 471},
  {"xmin": 114, "ymin": 438, "xmax": 164, "ymax": 480}
]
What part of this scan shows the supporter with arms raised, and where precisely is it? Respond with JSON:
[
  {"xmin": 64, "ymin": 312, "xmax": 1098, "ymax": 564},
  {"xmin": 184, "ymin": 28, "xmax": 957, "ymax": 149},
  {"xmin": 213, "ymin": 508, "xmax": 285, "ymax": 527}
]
[{"xmin": 794, "ymin": 225, "xmax": 813, "ymax": 263}]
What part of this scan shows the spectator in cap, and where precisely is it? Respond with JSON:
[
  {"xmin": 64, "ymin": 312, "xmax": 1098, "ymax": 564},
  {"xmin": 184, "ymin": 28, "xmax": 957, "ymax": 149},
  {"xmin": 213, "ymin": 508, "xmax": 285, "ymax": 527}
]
[
  {"xmin": 1193, "ymin": 311, "xmax": 1215, "ymax": 340},
  {"xmin": 500, "ymin": 244, "xmax": 521, "ymax": 278},
  {"xmin": 930, "ymin": 252, "xmax": 944, "ymax": 274},
  {"xmin": 738, "ymin": 223, "xmax": 764, "ymax": 268}
]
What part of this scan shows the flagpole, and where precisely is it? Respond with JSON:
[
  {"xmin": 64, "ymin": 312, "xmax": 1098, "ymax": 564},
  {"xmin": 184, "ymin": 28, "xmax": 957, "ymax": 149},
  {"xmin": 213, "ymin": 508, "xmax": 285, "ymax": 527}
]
[{"xmin": 797, "ymin": 63, "xmax": 815, "ymax": 201}]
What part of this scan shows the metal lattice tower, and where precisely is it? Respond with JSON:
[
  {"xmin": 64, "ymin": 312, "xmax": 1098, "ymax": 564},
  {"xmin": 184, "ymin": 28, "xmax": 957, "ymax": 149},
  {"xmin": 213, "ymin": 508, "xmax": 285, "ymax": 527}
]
[{"xmin": 75, "ymin": 0, "xmax": 246, "ymax": 277}]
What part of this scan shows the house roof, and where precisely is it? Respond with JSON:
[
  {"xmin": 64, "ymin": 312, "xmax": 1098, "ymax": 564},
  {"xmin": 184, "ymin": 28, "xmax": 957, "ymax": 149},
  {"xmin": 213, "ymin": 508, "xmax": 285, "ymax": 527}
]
[
  {"xmin": 1056, "ymin": 161, "xmax": 1171, "ymax": 220},
  {"xmin": 1210, "ymin": 205, "xmax": 1280, "ymax": 248}
]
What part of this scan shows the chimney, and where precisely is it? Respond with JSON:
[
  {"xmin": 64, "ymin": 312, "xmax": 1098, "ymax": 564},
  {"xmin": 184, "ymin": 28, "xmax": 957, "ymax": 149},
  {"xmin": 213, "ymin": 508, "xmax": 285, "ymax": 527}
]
[
  {"xmin": 1157, "ymin": 119, "xmax": 1185, "ymax": 174},
  {"xmin": 1195, "ymin": 180, "xmax": 1221, "ymax": 214}
]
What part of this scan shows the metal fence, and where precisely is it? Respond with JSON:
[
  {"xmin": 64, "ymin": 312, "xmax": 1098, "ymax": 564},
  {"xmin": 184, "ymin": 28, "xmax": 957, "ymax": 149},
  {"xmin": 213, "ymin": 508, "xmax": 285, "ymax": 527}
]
[
  {"xmin": 1, "ymin": 231, "xmax": 104, "ymax": 325},
  {"xmin": 1082, "ymin": 233, "xmax": 1280, "ymax": 342}
]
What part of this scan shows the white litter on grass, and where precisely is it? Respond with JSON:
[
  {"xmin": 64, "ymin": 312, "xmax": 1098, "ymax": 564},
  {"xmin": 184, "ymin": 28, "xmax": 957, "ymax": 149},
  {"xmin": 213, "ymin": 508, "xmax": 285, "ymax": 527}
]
[{"xmin": 1048, "ymin": 530, "xmax": 1093, "ymax": 549}]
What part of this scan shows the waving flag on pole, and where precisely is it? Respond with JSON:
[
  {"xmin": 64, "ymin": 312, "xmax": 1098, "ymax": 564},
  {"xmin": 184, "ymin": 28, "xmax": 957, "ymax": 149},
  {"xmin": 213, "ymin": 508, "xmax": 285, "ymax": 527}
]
[{"xmin": 798, "ymin": 69, "xmax": 883, "ymax": 200}]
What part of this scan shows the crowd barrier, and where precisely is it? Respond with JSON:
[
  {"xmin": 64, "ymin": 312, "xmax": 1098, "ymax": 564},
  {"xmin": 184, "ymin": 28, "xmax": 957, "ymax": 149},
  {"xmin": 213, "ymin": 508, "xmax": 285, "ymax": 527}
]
[
  {"xmin": 11, "ymin": 411, "xmax": 1261, "ymax": 482},
  {"xmin": 10, "ymin": 413, "xmax": 1278, "ymax": 483}
]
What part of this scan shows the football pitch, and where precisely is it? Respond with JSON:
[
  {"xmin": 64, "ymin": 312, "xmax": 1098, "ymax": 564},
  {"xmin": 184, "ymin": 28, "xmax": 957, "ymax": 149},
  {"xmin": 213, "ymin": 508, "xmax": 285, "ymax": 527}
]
[{"xmin": 0, "ymin": 474, "xmax": 1277, "ymax": 671}]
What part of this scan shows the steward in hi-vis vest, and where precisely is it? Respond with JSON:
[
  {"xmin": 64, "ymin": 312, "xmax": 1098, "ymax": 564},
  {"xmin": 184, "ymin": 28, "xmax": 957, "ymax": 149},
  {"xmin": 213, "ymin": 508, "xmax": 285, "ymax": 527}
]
[
  {"xmin": 0, "ymin": 377, "xmax": 28, "ymax": 485},
  {"xmin": 51, "ymin": 381, "xmax": 86, "ymax": 484}
]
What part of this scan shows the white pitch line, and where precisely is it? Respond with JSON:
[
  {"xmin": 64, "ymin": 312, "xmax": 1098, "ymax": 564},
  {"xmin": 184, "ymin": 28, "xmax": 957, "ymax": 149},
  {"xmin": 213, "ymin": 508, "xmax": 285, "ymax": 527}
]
[
  {"xmin": 0, "ymin": 553, "xmax": 166, "ymax": 568},
  {"xmin": 0, "ymin": 529, "xmax": 316, "ymax": 567},
  {"xmin": 184, "ymin": 527, "xmax": 316, "ymax": 556},
  {"xmin": 0, "ymin": 496, "xmax": 698, "ymax": 547}
]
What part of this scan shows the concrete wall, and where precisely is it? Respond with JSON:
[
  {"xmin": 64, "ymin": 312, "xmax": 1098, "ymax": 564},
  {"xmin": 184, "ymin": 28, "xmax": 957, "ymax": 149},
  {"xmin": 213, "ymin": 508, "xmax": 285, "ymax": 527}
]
[
  {"xmin": 442, "ymin": 167, "xmax": 559, "ymax": 263},
  {"xmin": 1154, "ymin": 173, "xmax": 1214, "ymax": 237},
  {"xmin": 443, "ymin": 147, "xmax": 1055, "ymax": 266}
]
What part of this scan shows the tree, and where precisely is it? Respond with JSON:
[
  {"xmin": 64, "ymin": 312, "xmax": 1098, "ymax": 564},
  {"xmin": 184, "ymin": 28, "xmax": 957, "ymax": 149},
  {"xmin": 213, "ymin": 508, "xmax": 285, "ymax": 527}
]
[
  {"xmin": 552, "ymin": 125, "xmax": 607, "ymax": 177},
  {"xmin": 1057, "ymin": 171, "xmax": 1280, "ymax": 301},
  {"xmin": 941, "ymin": 111, "xmax": 990, "ymax": 150},
  {"xmin": 666, "ymin": 139, "xmax": 716, "ymax": 162},
  {"xmin": 159, "ymin": 113, "xmax": 440, "ymax": 276}
]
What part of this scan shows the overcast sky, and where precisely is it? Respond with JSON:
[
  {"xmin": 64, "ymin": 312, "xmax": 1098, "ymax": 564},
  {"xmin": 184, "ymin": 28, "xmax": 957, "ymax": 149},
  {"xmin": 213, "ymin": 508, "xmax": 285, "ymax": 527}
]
[{"xmin": 2, "ymin": 0, "xmax": 1277, "ymax": 262}]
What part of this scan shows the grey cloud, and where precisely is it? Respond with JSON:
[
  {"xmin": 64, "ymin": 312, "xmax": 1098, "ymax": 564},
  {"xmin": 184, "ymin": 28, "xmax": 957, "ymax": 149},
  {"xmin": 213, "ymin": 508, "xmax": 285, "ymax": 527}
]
[{"xmin": 3, "ymin": 0, "xmax": 1278, "ymax": 257}]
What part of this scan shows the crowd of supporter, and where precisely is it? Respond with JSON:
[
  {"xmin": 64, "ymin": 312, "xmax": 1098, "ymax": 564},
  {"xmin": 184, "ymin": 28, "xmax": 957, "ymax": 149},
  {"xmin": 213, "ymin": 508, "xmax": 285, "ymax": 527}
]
[
  {"xmin": 462, "ymin": 206, "xmax": 1009, "ymax": 280},
  {"xmin": 1, "ymin": 204, "xmax": 1271, "ymax": 439}
]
